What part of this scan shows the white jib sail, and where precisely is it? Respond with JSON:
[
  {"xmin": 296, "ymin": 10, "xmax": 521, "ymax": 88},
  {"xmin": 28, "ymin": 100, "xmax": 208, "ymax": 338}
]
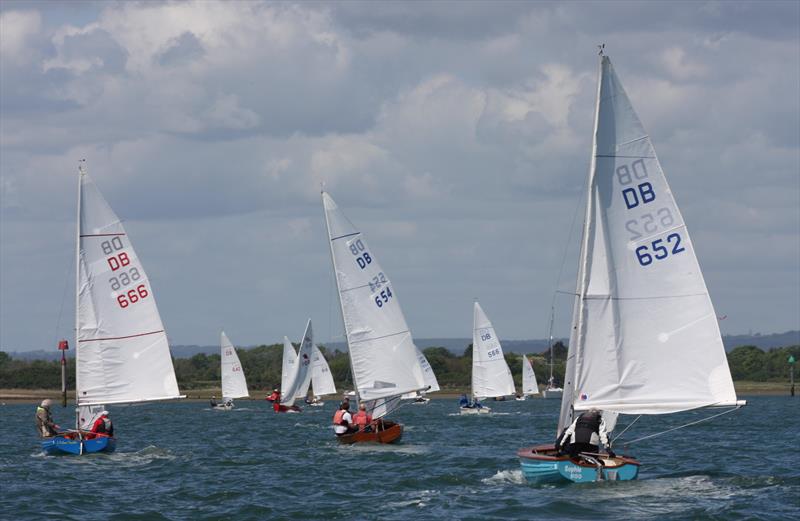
[
  {"xmin": 78, "ymin": 404, "xmax": 106, "ymax": 430},
  {"xmin": 281, "ymin": 319, "xmax": 314, "ymax": 406},
  {"xmin": 220, "ymin": 331, "xmax": 248, "ymax": 400},
  {"xmin": 522, "ymin": 355, "xmax": 539, "ymax": 396},
  {"xmin": 402, "ymin": 345, "xmax": 440, "ymax": 399},
  {"xmin": 310, "ymin": 343, "xmax": 337, "ymax": 397},
  {"xmin": 472, "ymin": 302, "xmax": 516, "ymax": 399},
  {"xmin": 570, "ymin": 55, "xmax": 739, "ymax": 416},
  {"xmin": 322, "ymin": 192, "xmax": 427, "ymax": 408},
  {"xmin": 280, "ymin": 336, "xmax": 298, "ymax": 400},
  {"xmin": 75, "ymin": 171, "xmax": 181, "ymax": 406}
]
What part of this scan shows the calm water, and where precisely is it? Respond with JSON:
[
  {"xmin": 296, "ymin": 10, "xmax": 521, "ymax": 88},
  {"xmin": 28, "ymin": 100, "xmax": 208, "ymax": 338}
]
[{"xmin": 1, "ymin": 396, "xmax": 797, "ymax": 520}]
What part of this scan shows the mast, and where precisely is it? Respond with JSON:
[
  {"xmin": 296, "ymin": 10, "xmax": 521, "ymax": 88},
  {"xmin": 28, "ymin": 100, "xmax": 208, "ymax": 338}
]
[
  {"xmin": 557, "ymin": 50, "xmax": 604, "ymax": 433},
  {"xmin": 546, "ymin": 304, "xmax": 555, "ymax": 384},
  {"xmin": 321, "ymin": 191, "xmax": 361, "ymax": 402},
  {"xmin": 74, "ymin": 160, "xmax": 84, "ymax": 429}
]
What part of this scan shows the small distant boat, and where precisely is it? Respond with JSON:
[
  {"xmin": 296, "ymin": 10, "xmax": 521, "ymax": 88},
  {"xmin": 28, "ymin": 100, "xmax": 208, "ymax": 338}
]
[
  {"xmin": 42, "ymin": 164, "xmax": 184, "ymax": 456},
  {"xmin": 212, "ymin": 331, "xmax": 249, "ymax": 410},
  {"xmin": 518, "ymin": 355, "xmax": 540, "ymax": 401},
  {"xmin": 322, "ymin": 191, "xmax": 432, "ymax": 443},
  {"xmin": 304, "ymin": 343, "xmax": 337, "ymax": 407},
  {"xmin": 517, "ymin": 50, "xmax": 744, "ymax": 484},
  {"xmin": 274, "ymin": 320, "xmax": 314, "ymax": 413},
  {"xmin": 460, "ymin": 302, "xmax": 515, "ymax": 415}
]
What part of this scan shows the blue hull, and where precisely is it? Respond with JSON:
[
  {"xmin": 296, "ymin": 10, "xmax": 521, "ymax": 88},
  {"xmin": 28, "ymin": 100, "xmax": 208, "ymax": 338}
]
[
  {"xmin": 41, "ymin": 436, "xmax": 116, "ymax": 456},
  {"xmin": 518, "ymin": 445, "xmax": 640, "ymax": 484}
]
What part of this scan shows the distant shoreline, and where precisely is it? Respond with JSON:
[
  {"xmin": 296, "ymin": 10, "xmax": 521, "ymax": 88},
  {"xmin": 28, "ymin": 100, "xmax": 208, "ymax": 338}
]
[{"xmin": 1, "ymin": 381, "xmax": 794, "ymax": 403}]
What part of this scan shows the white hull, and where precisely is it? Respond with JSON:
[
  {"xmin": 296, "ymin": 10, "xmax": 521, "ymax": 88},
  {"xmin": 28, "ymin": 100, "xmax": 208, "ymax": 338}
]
[
  {"xmin": 212, "ymin": 403, "xmax": 234, "ymax": 410},
  {"xmin": 460, "ymin": 406, "xmax": 491, "ymax": 415},
  {"xmin": 542, "ymin": 388, "xmax": 563, "ymax": 399}
]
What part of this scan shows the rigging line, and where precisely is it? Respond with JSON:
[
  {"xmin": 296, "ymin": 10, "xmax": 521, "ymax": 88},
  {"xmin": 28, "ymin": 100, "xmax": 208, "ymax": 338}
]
[
  {"xmin": 611, "ymin": 415, "xmax": 641, "ymax": 444},
  {"xmin": 583, "ymin": 292, "xmax": 709, "ymax": 301},
  {"xmin": 621, "ymin": 405, "xmax": 743, "ymax": 445}
]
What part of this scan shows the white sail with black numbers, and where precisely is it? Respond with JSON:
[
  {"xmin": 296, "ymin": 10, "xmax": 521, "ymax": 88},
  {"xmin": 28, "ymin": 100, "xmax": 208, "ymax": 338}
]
[
  {"xmin": 322, "ymin": 192, "xmax": 428, "ymax": 417},
  {"xmin": 568, "ymin": 55, "xmax": 740, "ymax": 416},
  {"xmin": 310, "ymin": 344, "xmax": 337, "ymax": 397},
  {"xmin": 220, "ymin": 331, "xmax": 249, "ymax": 400},
  {"xmin": 280, "ymin": 336, "xmax": 298, "ymax": 398},
  {"xmin": 472, "ymin": 301, "xmax": 516, "ymax": 399},
  {"xmin": 75, "ymin": 171, "xmax": 181, "ymax": 406},
  {"xmin": 281, "ymin": 320, "xmax": 314, "ymax": 405},
  {"xmin": 402, "ymin": 345, "xmax": 440, "ymax": 399},
  {"xmin": 522, "ymin": 355, "xmax": 539, "ymax": 396}
]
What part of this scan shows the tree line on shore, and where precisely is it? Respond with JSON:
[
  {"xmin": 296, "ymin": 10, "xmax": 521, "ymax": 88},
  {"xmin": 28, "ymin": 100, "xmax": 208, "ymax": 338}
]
[{"xmin": 1, "ymin": 343, "xmax": 798, "ymax": 391}]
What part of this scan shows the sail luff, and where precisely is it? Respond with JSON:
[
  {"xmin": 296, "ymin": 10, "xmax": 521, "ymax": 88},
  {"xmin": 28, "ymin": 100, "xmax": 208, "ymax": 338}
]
[
  {"xmin": 558, "ymin": 53, "xmax": 605, "ymax": 435},
  {"xmin": 322, "ymin": 192, "xmax": 361, "ymax": 401}
]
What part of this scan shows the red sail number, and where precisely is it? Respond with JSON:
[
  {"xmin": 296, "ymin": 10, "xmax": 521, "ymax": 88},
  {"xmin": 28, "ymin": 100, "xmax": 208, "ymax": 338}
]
[{"xmin": 117, "ymin": 284, "xmax": 149, "ymax": 308}]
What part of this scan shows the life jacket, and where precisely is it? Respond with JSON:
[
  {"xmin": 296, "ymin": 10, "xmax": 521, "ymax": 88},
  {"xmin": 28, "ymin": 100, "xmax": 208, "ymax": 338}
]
[
  {"xmin": 333, "ymin": 409, "xmax": 348, "ymax": 426},
  {"xmin": 573, "ymin": 413, "xmax": 601, "ymax": 445},
  {"xmin": 92, "ymin": 416, "xmax": 113, "ymax": 436},
  {"xmin": 353, "ymin": 411, "xmax": 371, "ymax": 428}
]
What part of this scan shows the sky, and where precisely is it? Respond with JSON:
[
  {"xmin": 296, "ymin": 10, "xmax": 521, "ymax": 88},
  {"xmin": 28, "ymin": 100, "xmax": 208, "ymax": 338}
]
[{"xmin": 1, "ymin": 0, "xmax": 798, "ymax": 351}]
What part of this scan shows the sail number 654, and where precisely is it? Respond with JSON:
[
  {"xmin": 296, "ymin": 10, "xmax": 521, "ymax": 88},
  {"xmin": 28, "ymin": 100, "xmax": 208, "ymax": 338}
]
[
  {"xmin": 635, "ymin": 233, "xmax": 686, "ymax": 266},
  {"xmin": 374, "ymin": 287, "xmax": 393, "ymax": 308}
]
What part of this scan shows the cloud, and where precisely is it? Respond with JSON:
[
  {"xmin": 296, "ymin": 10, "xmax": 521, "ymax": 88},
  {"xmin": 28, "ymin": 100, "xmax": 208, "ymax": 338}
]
[{"xmin": 0, "ymin": 10, "xmax": 41, "ymax": 65}]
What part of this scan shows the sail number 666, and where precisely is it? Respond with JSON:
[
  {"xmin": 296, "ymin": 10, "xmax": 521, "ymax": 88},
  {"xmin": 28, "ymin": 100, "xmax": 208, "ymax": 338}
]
[{"xmin": 117, "ymin": 284, "xmax": 149, "ymax": 308}]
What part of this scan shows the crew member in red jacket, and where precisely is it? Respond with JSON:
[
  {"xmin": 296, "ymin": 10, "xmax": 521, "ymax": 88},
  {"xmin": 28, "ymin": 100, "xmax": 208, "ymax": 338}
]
[{"xmin": 89, "ymin": 410, "xmax": 114, "ymax": 438}]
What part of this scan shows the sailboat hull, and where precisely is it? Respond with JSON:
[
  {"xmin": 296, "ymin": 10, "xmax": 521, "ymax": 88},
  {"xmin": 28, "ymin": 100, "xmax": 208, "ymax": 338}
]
[
  {"xmin": 517, "ymin": 445, "xmax": 639, "ymax": 484},
  {"xmin": 336, "ymin": 420, "xmax": 403, "ymax": 444},
  {"xmin": 459, "ymin": 406, "xmax": 491, "ymax": 415},
  {"xmin": 542, "ymin": 388, "xmax": 563, "ymax": 399},
  {"xmin": 41, "ymin": 435, "xmax": 116, "ymax": 456}
]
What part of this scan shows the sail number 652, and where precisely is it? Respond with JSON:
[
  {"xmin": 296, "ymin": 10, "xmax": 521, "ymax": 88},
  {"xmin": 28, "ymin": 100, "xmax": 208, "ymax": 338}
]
[{"xmin": 635, "ymin": 233, "xmax": 686, "ymax": 266}]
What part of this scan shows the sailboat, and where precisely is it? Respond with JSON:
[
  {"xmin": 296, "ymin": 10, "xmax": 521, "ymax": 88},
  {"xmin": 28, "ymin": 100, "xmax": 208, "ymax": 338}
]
[
  {"xmin": 305, "ymin": 343, "xmax": 337, "ymax": 406},
  {"xmin": 273, "ymin": 320, "xmax": 314, "ymax": 413},
  {"xmin": 212, "ymin": 331, "xmax": 249, "ymax": 410},
  {"xmin": 516, "ymin": 355, "xmax": 539, "ymax": 401},
  {"xmin": 517, "ymin": 50, "xmax": 745, "ymax": 483},
  {"xmin": 322, "ymin": 191, "xmax": 430, "ymax": 444},
  {"xmin": 402, "ymin": 346, "xmax": 440, "ymax": 404},
  {"xmin": 461, "ymin": 302, "xmax": 516, "ymax": 415},
  {"xmin": 42, "ymin": 163, "xmax": 184, "ymax": 455}
]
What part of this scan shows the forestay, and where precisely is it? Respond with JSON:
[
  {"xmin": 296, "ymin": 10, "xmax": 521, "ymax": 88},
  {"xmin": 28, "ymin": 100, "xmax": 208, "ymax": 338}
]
[
  {"xmin": 322, "ymin": 192, "xmax": 427, "ymax": 407},
  {"xmin": 472, "ymin": 302, "xmax": 516, "ymax": 399},
  {"xmin": 569, "ymin": 55, "xmax": 739, "ymax": 416},
  {"xmin": 220, "ymin": 331, "xmax": 249, "ymax": 399},
  {"xmin": 76, "ymin": 172, "xmax": 181, "ymax": 406},
  {"xmin": 310, "ymin": 344, "xmax": 337, "ymax": 397},
  {"xmin": 281, "ymin": 320, "xmax": 314, "ymax": 406},
  {"xmin": 522, "ymin": 355, "xmax": 539, "ymax": 396}
]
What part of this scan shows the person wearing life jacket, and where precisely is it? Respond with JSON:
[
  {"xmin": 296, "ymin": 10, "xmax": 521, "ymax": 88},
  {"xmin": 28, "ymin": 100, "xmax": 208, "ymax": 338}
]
[
  {"xmin": 90, "ymin": 410, "xmax": 114, "ymax": 438},
  {"xmin": 210, "ymin": 395, "xmax": 218, "ymax": 408},
  {"xmin": 332, "ymin": 402, "xmax": 355, "ymax": 436},
  {"xmin": 266, "ymin": 389, "xmax": 281, "ymax": 403},
  {"xmin": 352, "ymin": 403, "xmax": 373, "ymax": 432},
  {"xmin": 35, "ymin": 399, "xmax": 60, "ymax": 437},
  {"xmin": 556, "ymin": 408, "xmax": 614, "ymax": 458}
]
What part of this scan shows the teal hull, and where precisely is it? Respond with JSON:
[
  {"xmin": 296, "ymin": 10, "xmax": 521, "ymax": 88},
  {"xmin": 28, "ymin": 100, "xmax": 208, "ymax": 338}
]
[{"xmin": 518, "ymin": 444, "xmax": 640, "ymax": 484}]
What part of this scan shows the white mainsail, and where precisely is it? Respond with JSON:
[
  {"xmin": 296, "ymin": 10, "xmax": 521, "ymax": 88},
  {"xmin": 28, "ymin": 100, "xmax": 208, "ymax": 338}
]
[
  {"xmin": 322, "ymin": 191, "xmax": 428, "ymax": 417},
  {"xmin": 562, "ymin": 54, "xmax": 740, "ymax": 425},
  {"xmin": 522, "ymin": 355, "xmax": 539, "ymax": 396},
  {"xmin": 472, "ymin": 301, "xmax": 516, "ymax": 399},
  {"xmin": 280, "ymin": 336, "xmax": 297, "ymax": 397},
  {"xmin": 220, "ymin": 331, "xmax": 249, "ymax": 400},
  {"xmin": 310, "ymin": 344, "xmax": 337, "ymax": 397},
  {"xmin": 75, "ymin": 170, "xmax": 182, "ymax": 407},
  {"xmin": 281, "ymin": 320, "xmax": 314, "ymax": 406}
]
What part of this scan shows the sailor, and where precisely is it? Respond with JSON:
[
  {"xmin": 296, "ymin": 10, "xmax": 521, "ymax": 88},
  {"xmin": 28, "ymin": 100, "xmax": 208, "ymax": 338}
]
[
  {"xmin": 556, "ymin": 408, "xmax": 615, "ymax": 458},
  {"xmin": 35, "ymin": 399, "xmax": 60, "ymax": 437},
  {"xmin": 210, "ymin": 395, "xmax": 218, "ymax": 407},
  {"xmin": 90, "ymin": 410, "xmax": 114, "ymax": 437},
  {"xmin": 266, "ymin": 388, "xmax": 281, "ymax": 402},
  {"xmin": 352, "ymin": 403, "xmax": 373, "ymax": 432},
  {"xmin": 332, "ymin": 401, "xmax": 355, "ymax": 436},
  {"xmin": 459, "ymin": 394, "xmax": 470, "ymax": 408}
]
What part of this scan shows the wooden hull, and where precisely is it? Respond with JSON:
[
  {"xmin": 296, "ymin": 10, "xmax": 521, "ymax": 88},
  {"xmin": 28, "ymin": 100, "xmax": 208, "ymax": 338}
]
[
  {"xmin": 41, "ymin": 435, "xmax": 116, "ymax": 456},
  {"xmin": 517, "ymin": 444, "xmax": 640, "ymax": 484},
  {"xmin": 336, "ymin": 420, "xmax": 403, "ymax": 444}
]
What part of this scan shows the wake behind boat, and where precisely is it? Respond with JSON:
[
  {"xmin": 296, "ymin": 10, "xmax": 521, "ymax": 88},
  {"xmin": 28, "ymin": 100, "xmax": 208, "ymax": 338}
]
[
  {"xmin": 517, "ymin": 50, "xmax": 744, "ymax": 483},
  {"xmin": 42, "ymin": 163, "xmax": 184, "ymax": 456}
]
